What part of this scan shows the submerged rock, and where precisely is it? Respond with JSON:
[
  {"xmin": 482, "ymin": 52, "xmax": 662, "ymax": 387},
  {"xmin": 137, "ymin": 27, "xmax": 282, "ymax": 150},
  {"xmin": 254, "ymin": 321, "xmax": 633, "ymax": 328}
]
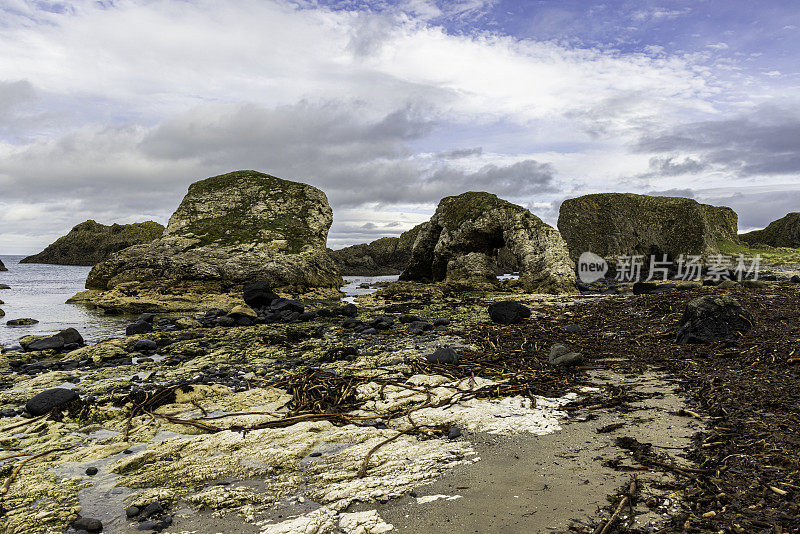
[
  {"xmin": 675, "ymin": 294, "xmax": 753, "ymax": 344},
  {"xmin": 7, "ymin": 318, "xmax": 38, "ymax": 326},
  {"xmin": 558, "ymin": 193, "xmax": 739, "ymax": 263},
  {"xmin": 400, "ymin": 192, "xmax": 576, "ymax": 293},
  {"xmin": 25, "ymin": 387, "xmax": 79, "ymax": 416},
  {"xmin": 740, "ymin": 212, "xmax": 800, "ymax": 248},
  {"xmin": 77, "ymin": 171, "xmax": 343, "ymax": 312},
  {"xmin": 329, "ymin": 224, "xmax": 425, "ymax": 275},
  {"xmin": 488, "ymin": 301, "xmax": 531, "ymax": 324},
  {"xmin": 23, "ymin": 328, "xmax": 83, "ymax": 352},
  {"xmin": 21, "ymin": 219, "xmax": 164, "ymax": 266}
]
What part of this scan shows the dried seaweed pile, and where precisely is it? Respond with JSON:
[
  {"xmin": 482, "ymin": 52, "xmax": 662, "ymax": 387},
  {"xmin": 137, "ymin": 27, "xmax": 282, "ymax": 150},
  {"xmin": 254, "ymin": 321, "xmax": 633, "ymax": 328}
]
[{"xmin": 480, "ymin": 286, "xmax": 800, "ymax": 533}]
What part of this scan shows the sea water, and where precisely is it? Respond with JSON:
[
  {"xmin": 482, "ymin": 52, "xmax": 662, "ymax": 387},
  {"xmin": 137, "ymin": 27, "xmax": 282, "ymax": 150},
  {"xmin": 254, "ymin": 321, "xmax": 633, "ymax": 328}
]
[{"xmin": 0, "ymin": 255, "xmax": 131, "ymax": 347}]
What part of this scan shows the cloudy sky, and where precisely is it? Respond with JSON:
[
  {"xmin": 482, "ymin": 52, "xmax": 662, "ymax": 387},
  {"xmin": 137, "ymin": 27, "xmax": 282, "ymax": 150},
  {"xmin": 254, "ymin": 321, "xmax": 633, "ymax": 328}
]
[{"xmin": 1, "ymin": 0, "xmax": 799, "ymax": 253}]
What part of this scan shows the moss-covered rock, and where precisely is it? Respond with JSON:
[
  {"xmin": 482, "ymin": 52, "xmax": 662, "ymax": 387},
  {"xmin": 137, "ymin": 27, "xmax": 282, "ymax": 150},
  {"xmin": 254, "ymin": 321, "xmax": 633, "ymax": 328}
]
[
  {"xmin": 20, "ymin": 220, "xmax": 164, "ymax": 266},
  {"xmin": 400, "ymin": 192, "xmax": 576, "ymax": 293},
  {"xmin": 557, "ymin": 193, "xmax": 739, "ymax": 262},
  {"xmin": 739, "ymin": 213, "xmax": 800, "ymax": 248},
  {"xmin": 75, "ymin": 171, "xmax": 342, "ymax": 312},
  {"xmin": 328, "ymin": 224, "xmax": 424, "ymax": 275}
]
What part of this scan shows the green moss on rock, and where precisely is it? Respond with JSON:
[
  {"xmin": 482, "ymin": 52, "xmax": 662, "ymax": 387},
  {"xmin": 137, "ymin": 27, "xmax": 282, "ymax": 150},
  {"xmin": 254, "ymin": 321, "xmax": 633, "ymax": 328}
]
[
  {"xmin": 739, "ymin": 213, "xmax": 800, "ymax": 248},
  {"xmin": 328, "ymin": 224, "xmax": 425, "ymax": 275},
  {"xmin": 557, "ymin": 193, "xmax": 739, "ymax": 261},
  {"xmin": 20, "ymin": 220, "xmax": 164, "ymax": 266}
]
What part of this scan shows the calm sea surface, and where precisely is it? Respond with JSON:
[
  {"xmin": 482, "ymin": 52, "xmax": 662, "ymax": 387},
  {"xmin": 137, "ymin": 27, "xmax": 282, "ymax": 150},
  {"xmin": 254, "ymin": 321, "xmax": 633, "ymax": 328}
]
[
  {"xmin": 0, "ymin": 255, "xmax": 132, "ymax": 347},
  {"xmin": 0, "ymin": 255, "xmax": 403, "ymax": 348}
]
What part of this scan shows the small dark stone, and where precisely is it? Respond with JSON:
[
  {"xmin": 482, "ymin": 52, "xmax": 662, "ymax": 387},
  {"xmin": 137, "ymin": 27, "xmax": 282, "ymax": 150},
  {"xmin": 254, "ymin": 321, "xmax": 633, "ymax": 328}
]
[
  {"xmin": 433, "ymin": 317, "xmax": 450, "ymax": 326},
  {"xmin": 72, "ymin": 517, "xmax": 103, "ymax": 532},
  {"xmin": 85, "ymin": 466, "xmax": 98, "ymax": 476},
  {"xmin": 342, "ymin": 318, "xmax": 361, "ymax": 329},
  {"xmin": 298, "ymin": 312, "xmax": 317, "ymax": 322},
  {"xmin": 126, "ymin": 506, "xmax": 140, "ymax": 518},
  {"xmin": 676, "ymin": 294, "xmax": 753, "ymax": 344},
  {"xmin": 316, "ymin": 308, "xmax": 332, "ymax": 317},
  {"xmin": 407, "ymin": 321, "xmax": 433, "ymax": 335},
  {"xmin": 271, "ymin": 299, "xmax": 305, "ymax": 314},
  {"xmin": 126, "ymin": 321, "xmax": 154, "ymax": 335},
  {"xmin": 399, "ymin": 314, "xmax": 422, "ymax": 323},
  {"xmin": 632, "ymin": 281, "xmax": 658, "ymax": 294},
  {"xmin": 136, "ymin": 521, "xmax": 157, "ymax": 531},
  {"xmin": 123, "ymin": 449, "xmax": 133, "ymax": 454},
  {"xmin": 369, "ymin": 316, "xmax": 394, "ymax": 330},
  {"xmin": 26, "ymin": 335, "xmax": 66, "ymax": 351},
  {"xmin": 6, "ymin": 318, "xmax": 38, "ymax": 326},
  {"xmin": 141, "ymin": 502, "xmax": 164, "ymax": 518},
  {"xmin": 447, "ymin": 426, "xmax": 462, "ymax": 440},
  {"xmin": 426, "ymin": 347, "xmax": 458, "ymax": 364},
  {"xmin": 243, "ymin": 281, "xmax": 280, "ymax": 309},
  {"xmin": 791, "ymin": 275, "xmax": 800, "ymax": 283},
  {"xmin": 25, "ymin": 387, "xmax": 79, "ymax": 416},
  {"xmin": 361, "ymin": 328, "xmax": 378, "ymax": 335},
  {"xmin": 216, "ymin": 316, "xmax": 236, "ymax": 327},
  {"xmin": 487, "ymin": 301, "xmax": 531, "ymax": 325},
  {"xmin": 564, "ymin": 324, "xmax": 583, "ymax": 333},
  {"xmin": 133, "ymin": 339, "xmax": 158, "ymax": 352},
  {"xmin": 137, "ymin": 313, "xmax": 156, "ymax": 323},
  {"xmin": 339, "ymin": 303, "xmax": 358, "ymax": 317},
  {"xmin": 309, "ymin": 452, "xmax": 322, "ymax": 457},
  {"xmin": 548, "ymin": 343, "xmax": 584, "ymax": 367}
]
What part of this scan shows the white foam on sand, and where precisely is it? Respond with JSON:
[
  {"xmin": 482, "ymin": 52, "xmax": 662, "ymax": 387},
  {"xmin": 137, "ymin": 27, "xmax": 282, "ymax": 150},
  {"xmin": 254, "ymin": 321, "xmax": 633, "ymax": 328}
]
[
  {"xmin": 416, "ymin": 494, "xmax": 463, "ymax": 504},
  {"xmin": 259, "ymin": 507, "xmax": 393, "ymax": 534}
]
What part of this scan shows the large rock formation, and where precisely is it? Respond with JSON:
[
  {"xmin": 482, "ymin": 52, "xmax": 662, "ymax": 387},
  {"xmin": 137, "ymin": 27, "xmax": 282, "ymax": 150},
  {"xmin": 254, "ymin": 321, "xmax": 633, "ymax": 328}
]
[
  {"xmin": 21, "ymin": 220, "xmax": 164, "ymax": 266},
  {"xmin": 0, "ymin": 258, "xmax": 6, "ymax": 271},
  {"xmin": 739, "ymin": 213, "xmax": 800, "ymax": 248},
  {"xmin": 557, "ymin": 193, "xmax": 738, "ymax": 262},
  {"xmin": 399, "ymin": 192, "xmax": 576, "ymax": 293},
  {"xmin": 328, "ymin": 224, "xmax": 424, "ymax": 275},
  {"xmin": 71, "ymin": 170, "xmax": 342, "ymax": 312}
]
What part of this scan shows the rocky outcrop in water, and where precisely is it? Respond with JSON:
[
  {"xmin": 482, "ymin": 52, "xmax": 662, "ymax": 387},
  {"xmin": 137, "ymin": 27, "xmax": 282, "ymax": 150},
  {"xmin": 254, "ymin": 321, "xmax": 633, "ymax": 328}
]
[
  {"xmin": 20, "ymin": 220, "xmax": 164, "ymax": 266},
  {"xmin": 557, "ymin": 193, "xmax": 739, "ymax": 262},
  {"xmin": 70, "ymin": 170, "xmax": 342, "ymax": 312},
  {"xmin": 0, "ymin": 258, "xmax": 6, "ymax": 271},
  {"xmin": 739, "ymin": 213, "xmax": 800, "ymax": 248},
  {"xmin": 399, "ymin": 192, "xmax": 576, "ymax": 293},
  {"xmin": 328, "ymin": 224, "xmax": 424, "ymax": 275}
]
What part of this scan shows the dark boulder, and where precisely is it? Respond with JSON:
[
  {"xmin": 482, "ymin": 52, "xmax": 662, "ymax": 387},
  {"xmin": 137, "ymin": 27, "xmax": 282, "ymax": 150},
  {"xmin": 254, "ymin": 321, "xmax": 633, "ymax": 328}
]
[
  {"xmin": 399, "ymin": 314, "xmax": 423, "ymax": 323},
  {"xmin": 58, "ymin": 328, "xmax": 84, "ymax": 345},
  {"xmin": 548, "ymin": 343, "xmax": 584, "ymax": 367},
  {"xmin": 338, "ymin": 303, "xmax": 358, "ymax": 317},
  {"xmin": 488, "ymin": 301, "xmax": 531, "ymax": 325},
  {"xmin": 126, "ymin": 321, "xmax": 154, "ymax": 335},
  {"xmin": 137, "ymin": 313, "xmax": 156, "ymax": 323},
  {"xmin": 25, "ymin": 387, "xmax": 79, "ymax": 416},
  {"xmin": 7, "ymin": 318, "xmax": 38, "ymax": 326},
  {"xmin": 133, "ymin": 339, "xmax": 158, "ymax": 352},
  {"xmin": 407, "ymin": 321, "xmax": 433, "ymax": 335},
  {"xmin": 426, "ymin": 347, "xmax": 458, "ymax": 364},
  {"xmin": 26, "ymin": 336, "xmax": 65, "ymax": 351},
  {"xmin": 271, "ymin": 299, "xmax": 305, "ymax": 314},
  {"xmin": 676, "ymin": 294, "xmax": 753, "ymax": 344},
  {"xmin": 369, "ymin": 316, "xmax": 394, "ymax": 330},
  {"xmin": 71, "ymin": 517, "xmax": 103, "ymax": 532},
  {"xmin": 243, "ymin": 281, "xmax": 279, "ymax": 309}
]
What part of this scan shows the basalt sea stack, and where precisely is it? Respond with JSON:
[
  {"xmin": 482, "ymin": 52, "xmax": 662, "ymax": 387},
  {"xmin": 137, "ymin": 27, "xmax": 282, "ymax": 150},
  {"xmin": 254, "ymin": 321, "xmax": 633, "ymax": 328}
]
[
  {"xmin": 399, "ymin": 192, "xmax": 576, "ymax": 293},
  {"xmin": 21, "ymin": 220, "xmax": 164, "ymax": 266},
  {"xmin": 557, "ymin": 193, "xmax": 739, "ymax": 262},
  {"xmin": 70, "ymin": 170, "xmax": 342, "ymax": 312}
]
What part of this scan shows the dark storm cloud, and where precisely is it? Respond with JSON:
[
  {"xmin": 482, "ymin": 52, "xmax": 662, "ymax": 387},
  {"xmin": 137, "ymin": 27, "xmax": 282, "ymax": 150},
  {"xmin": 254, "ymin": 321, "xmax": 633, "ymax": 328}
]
[
  {"xmin": 0, "ymin": 101, "xmax": 562, "ymax": 233},
  {"xmin": 647, "ymin": 157, "xmax": 705, "ymax": 176}
]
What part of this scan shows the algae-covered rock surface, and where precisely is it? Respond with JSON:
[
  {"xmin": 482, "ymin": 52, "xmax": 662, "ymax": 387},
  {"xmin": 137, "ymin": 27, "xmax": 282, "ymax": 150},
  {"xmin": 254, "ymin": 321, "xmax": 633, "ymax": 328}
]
[
  {"xmin": 739, "ymin": 212, "xmax": 800, "ymax": 248},
  {"xmin": 74, "ymin": 171, "xmax": 342, "ymax": 312},
  {"xmin": 557, "ymin": 193, "xmax": 739, "ymax": 261},
  {"xmin": 20, "ymin": 220, "xmax": 165, "ymax": 266},
  {"xmin": 400, "ymin": 192, "xmax": 576, "ymax": 293},
  {"xmin": 329, "ymin": 224, "xmax": 424, "ymax": 276}
]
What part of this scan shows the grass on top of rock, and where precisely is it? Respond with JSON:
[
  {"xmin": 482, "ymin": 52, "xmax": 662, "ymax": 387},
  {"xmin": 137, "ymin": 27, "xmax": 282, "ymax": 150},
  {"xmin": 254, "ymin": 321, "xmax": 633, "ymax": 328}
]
[{"xmin": 717, "ymin": 238, "xmax": 800, "ymax": 265}]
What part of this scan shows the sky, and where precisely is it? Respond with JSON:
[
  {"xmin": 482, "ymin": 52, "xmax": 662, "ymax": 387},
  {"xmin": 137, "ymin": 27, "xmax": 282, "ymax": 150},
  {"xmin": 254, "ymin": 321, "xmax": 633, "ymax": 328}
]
[{"xmin": 1, "ymin": 0, "xmax": 799, "ymax": 253}]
